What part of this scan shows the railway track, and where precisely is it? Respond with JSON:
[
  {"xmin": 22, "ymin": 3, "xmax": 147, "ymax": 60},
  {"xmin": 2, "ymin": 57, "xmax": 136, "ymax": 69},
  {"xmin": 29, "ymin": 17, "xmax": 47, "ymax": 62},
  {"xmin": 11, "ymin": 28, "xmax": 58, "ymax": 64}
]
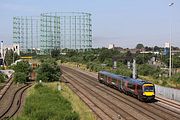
[
  {"xmin": 0, "ymin": 83, "xmax": 32, "ymax": 120},
  {"xmin": 63, "ymin": 69, "xmax": 150, "ymax": 120},
  {"xmin": 0, "ymin": 75, "xmax": 13, "ymax": 100},
  {"xmin": 62, "ymin": 66, "xmax": 180, "ymax": 120},
  {"xmin": 75, "ymin": 67, "xmax": 180, "ymax": 113},
  {"xmin": 66, "ymin": 79, "xmax": 113, "ymax": 120},
  {"xmin": 63, "ymin": 74, "xmax": 135, "ymax": 120},
  {"xmin": 155, "ymin": 96, "xmax": 180, "ymax": 109},
  {"xmin": 63, "ymin": 69, "xmax": 159, "ymax": 120}
]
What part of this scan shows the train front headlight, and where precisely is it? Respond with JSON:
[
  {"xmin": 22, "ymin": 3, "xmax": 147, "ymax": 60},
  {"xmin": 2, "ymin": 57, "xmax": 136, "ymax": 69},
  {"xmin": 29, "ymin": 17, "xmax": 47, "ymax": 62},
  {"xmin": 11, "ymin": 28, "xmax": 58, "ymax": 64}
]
[{"xmin": 143, "ymin": 92, "xmax": 155, "ymax": 96}]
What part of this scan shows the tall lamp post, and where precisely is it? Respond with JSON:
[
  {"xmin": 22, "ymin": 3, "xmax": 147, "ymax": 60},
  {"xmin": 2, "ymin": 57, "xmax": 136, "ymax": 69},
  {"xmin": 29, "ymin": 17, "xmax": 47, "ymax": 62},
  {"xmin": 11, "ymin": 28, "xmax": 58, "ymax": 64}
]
[{"xmin": 169, "ymin": 2, "xmax": 174, "ymax": 77}]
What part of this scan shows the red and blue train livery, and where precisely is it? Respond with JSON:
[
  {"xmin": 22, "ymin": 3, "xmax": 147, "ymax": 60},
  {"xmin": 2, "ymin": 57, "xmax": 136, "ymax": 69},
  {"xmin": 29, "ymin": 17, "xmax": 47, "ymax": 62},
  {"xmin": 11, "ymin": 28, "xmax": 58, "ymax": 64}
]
[{"xmin": 98, "ymin": 71, "xmax": 155, "ymax": 101}]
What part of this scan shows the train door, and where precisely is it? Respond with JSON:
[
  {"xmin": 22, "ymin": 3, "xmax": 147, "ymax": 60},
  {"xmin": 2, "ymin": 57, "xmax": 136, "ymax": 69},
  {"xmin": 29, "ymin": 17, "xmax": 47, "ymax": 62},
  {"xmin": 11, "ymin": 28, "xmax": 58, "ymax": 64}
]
[
  {"xmin": 116, "ymin": 79, "xmax": 119, "ymax": 89},
  {"xmin": 134, "ymin": 84, "xmax": 138, "ymax": 95},
  {"xmin": 107, "ymin": 77, "xmax": 112, "ymax": 85},
  {"xmin": 104, "ymin": 75, "xmax": 107, "ymax": 84},
  {"xmin": 111, "ymin": 78, "xmax": 117, "ymax": 88},
  {"xmin": 127, "ymin": 82, "xmax": 135, "ymax": 94},
  {"xmin": 137, "ymin": 85, "xmax": 142, "ymax": 95},
  {"xmin": 118, "ymin": 78, "xmax": 123, "ymax": 91},
  {"xmin": 121, "ymin": 80, "xmax": 126, "ymax": 92}
]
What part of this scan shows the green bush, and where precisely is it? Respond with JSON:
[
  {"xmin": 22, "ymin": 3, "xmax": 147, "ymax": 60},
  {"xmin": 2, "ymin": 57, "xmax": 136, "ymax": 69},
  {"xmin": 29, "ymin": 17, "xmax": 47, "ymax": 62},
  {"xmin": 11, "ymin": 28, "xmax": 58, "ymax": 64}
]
[
  {"xmin": 15, "ymin": 85, "xmax": 79, "ymax": 120},
  {"xmin": 14, "ymin": 72, "xmax": 27, "ymax": 83},
  {"xmin": 171, "ymin": 73, "xmax": 180, "ymax": 85},
  {"xmin": 113, "ymin": 68, "xmax": 132, "ymax": 77},
  {"xmin": 13, "ymin": 61, "xmax": 31, "ymax": 75},
  {"xmin": 138, "ymin": 64, "xmax": 160, "ymax": 77},
  {"xmin": 36, "ymin": 59, "xmax": 61, "ymax": 82},
  {"xmin": 0, "ymin": 74, "xmax": 6, "ymax": 83},
  {"xmin": 12, "ymin": 61, "xmax": 31, "ymax": 83}
]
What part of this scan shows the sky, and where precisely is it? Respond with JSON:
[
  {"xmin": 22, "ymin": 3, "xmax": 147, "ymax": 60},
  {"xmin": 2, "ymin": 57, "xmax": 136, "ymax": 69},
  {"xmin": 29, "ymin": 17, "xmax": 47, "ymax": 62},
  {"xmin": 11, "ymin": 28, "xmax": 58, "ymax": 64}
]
[{"xmin": 0, "ymin": 0, "xmax": 180, "ymax": 48}]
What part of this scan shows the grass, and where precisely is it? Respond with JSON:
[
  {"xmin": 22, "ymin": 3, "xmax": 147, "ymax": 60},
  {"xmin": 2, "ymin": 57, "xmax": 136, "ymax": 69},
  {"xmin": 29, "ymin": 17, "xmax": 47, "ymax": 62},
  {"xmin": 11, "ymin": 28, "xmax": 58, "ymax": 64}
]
[
  {"xmin": 13, "ymin": 82, "xmax": 96, "ymax": 120},
  {"xmin": 139, "ymin": 75, "xmax": 180, "ymax": 88},
  {"xmin": 47, "ymin": 82, "xmax": 96, "ymax": 120},
  {"xmin": 14, "ymin": 83, "xmax": 79, "ymax": 120}
]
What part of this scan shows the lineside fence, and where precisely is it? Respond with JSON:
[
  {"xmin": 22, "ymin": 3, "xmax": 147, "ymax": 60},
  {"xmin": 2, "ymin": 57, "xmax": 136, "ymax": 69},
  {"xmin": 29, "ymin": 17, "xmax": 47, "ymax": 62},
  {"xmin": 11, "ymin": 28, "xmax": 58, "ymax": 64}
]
[{"xmin": 155, "ymin": 85, "xmax": 180, "ymax": 102}]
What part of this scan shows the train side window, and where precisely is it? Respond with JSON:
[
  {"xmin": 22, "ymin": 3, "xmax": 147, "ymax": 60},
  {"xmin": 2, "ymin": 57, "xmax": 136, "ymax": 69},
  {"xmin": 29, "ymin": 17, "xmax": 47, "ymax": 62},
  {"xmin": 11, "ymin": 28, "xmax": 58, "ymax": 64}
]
[
  {"xmin": 132, "ymin": 85, "xmax": 135, "ymax": 90},
  {"xmin": 128, "ymin": 83, "xmax": 135, "ymax": 90},
  {"xmin": 122, "ymin": 80, "xmax": 125, "ymax": 86},
  {"xmin": 112, "ymin": 78, "xmax": 116, "ymax": 83},
  {"xmin": 127, "ymin": 83, "xmax": 131, "ymax": 88},
  {"xmin": 137, "ymin": 85, "xmax": 141, "ymax": 90}
]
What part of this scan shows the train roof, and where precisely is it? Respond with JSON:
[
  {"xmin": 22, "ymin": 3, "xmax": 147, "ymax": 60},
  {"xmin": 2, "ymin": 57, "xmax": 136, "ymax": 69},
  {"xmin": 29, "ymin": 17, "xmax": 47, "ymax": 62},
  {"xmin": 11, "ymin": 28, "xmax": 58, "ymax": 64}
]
[
  {"xmin": 99, "ymin": 71, "xmax": 126, "ymax": 80},
  {"xmin": 99, "ymin": 71, "xmax": 153, "ymax": 85},
  {"xmin": 128, "ymin": 78, "xmax": 152, "ymax": 85}
]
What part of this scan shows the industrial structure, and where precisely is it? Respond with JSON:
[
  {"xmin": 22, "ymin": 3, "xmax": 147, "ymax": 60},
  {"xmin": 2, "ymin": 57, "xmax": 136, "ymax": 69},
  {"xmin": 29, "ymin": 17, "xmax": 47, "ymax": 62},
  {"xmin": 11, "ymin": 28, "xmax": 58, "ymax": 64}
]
[
  {"xmin": 13, "ymin": 12, "xmax": 92, "ymax": 54},
  {"xmin": 13, "ymin": 16, "xmax": 39, "ymax": 53}
]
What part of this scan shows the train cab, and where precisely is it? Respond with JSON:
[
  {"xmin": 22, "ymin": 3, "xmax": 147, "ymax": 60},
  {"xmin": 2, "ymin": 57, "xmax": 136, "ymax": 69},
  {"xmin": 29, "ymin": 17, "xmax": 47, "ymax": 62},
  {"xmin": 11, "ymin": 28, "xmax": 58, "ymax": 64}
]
[{"xmin": 142, "ymin": 83, "xmax": 155, "ymax": 101}]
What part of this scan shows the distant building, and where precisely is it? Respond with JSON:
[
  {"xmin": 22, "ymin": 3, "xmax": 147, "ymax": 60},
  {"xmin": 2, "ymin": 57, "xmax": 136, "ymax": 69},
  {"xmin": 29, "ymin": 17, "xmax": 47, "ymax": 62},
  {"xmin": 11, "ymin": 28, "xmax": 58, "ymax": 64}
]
[
  {"xmin": 108, "ymin": 44, "xmax": 115, "ymax": 49},
  {"xmin": 4, "ymin": 44, "xmax": 20, "ymax": 55},
  {"xmin": 163, "ymin": 42, "xmax": 170, "ymax": 55},
  {"xmin": 140, "ymin": 51, "xmax": 160, "ymax": 55},
  {"xmin": 165, "ymin": 42, "xmax": 170, "ymax": 48}
]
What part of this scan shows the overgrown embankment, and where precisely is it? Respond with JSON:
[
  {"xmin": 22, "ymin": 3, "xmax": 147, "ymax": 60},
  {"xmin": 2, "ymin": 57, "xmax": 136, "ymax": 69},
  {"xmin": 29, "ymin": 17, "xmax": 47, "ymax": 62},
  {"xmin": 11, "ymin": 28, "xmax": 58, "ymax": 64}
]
[{"xmin": 15, "ymin": 84, "xmax": 79, "ymax": 120}]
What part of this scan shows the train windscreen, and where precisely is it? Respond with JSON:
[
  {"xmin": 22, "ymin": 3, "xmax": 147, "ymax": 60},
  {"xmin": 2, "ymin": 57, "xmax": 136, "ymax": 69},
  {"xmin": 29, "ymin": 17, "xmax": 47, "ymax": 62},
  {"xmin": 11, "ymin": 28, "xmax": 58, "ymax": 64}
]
[{"xmin": 143, "ymin": 86, "xmax": 154, "ymax": 92}]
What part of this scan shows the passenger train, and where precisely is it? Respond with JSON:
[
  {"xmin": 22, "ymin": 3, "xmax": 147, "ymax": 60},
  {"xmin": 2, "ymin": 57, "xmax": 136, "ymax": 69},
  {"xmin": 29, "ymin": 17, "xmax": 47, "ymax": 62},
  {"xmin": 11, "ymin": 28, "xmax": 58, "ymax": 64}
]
[{"xmin": 98, "ymin": 71, "xmax": 155, "ymax": 101}]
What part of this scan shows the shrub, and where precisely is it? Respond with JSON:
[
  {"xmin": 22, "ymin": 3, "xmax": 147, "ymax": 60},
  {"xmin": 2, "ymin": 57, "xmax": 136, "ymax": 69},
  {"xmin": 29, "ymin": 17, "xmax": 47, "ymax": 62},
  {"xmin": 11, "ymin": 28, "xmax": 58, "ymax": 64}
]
[
  {"xmin": 113, "ymin": 68, "xmax": 132, "ymax": 77},
  {"xmin": 171, "ymin": 73, "xmax": 180, "ymax": 85},
  {"xmin": 14, "ymin": 72, "xmax": 27, "ymax": 83},
  {"xmin": 13, "ymin": 61, "xmax": 31, "ymax": 75},
  {"xmin": 12, "ymin": 61, "xmax": 31, "ymax": 83},
  {"xmin": 36, "ymin": 59, "xmax": 61, "ymax": 82},
  {"xmin": 0, "ymin": 74, "xmax": 6, "ymax": 83}
]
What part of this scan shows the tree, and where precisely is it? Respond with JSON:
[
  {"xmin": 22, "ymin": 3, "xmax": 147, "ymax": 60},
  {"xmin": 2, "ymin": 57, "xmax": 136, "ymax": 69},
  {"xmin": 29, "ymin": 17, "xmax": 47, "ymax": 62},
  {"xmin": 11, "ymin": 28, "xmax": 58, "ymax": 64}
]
[
  {"xmin": 12, "ymin": 61, "xmax": 31, "ymax": 83},
  {"xmin": 144, "ymin": 46, "xmax": 153, "ymax": 51},
  {"xmin": 14, "ymin": 72, "xmax": 27, "ymax": 83},
  {"xmin": 137, "ymin": 64, "xmax": 160, "ymax": 76},
  {"xmin": 124, "ymin": 51, "xmax": 133, "ymax": 63},
  {"xmin": 154, "ymin": 46, "xmax": 160, "ymax": 51},
  {"xmin": 136, "ymin": 44, "xmax": 144, "ymax": 49},
  {"xmin": 13, "ymin": 61, "xmax": 31, "ymax": 75},
  {"xmin": 4, "ymin": 49, "xmax": 19, "ymax": 66},
  {"xmin": 171, "ymin": 73, "xmax": 180, "ymax": 86},
  {"xmin": 98, "ymin": 48, "xmax": 114, "ymax": 62},
  {"xmin": 51, "ymin": 49, "xmax": 60, "ymax": 58},
  {"xmin": 172, "ymin": 56, "xmax": 180, "ymax": 68},
  {"xmin": 36, "ymin": 59, "xmax": 61, "ymax": 82},
  {"xmin": 135, "ymin": 53, "xmax": 153, "ymax": 64}
]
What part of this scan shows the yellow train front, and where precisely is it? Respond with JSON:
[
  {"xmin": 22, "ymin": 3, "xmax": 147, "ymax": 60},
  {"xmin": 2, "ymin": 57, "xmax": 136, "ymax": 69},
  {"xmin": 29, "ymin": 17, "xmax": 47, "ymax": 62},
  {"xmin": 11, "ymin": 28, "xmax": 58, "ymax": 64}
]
[{"xmin": 139, "ymin": 83, "xmax": 155, "ymax": 101}]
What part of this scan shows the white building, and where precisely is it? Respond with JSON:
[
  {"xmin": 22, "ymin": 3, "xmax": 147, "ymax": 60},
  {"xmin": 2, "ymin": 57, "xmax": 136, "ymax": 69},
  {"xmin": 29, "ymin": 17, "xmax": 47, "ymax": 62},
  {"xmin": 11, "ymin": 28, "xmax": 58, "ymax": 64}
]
[
  {"xmin": 0, "ymin": 43, "xmax": 20, "ymax": 57},
  {"xmin": 165, "ymin": 42, "xmax": 170, "ymax": 48},
  {"xmin": 108, "ymin": 44, "xmax": 115, "ymax": 49}
]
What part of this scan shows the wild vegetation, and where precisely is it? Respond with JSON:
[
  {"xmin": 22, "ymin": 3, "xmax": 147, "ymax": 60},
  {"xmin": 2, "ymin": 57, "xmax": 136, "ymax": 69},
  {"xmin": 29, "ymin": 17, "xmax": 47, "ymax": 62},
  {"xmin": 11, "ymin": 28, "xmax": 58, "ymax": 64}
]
[
  {"xmin": 14, "ymin": 84, "xmax": 79, "ymax": 120},
  {"xmin": 0, "ymin": 73, "xmax": 6, "ymax": 83},
  {"xmin": 51, "ymin": 47, "xmax": 180, "ymax": 88},
  {"xmin": 11, "ymin": 61, "xmax": 32, "ymax": 83},
  {"xmin": 4, "ymin": 49, "xmax": 19, "ymax": 66},
  {"xmin": 36, "ymin": 58, "xmax": 61, "ymax": 82}
]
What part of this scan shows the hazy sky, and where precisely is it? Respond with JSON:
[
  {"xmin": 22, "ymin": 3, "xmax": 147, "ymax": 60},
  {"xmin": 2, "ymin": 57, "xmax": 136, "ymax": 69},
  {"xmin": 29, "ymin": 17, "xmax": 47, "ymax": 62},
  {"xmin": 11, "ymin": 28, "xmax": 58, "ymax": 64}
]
[{"xmin": 0, "ymin": 0, "xmax": 179, "ymax": 48}]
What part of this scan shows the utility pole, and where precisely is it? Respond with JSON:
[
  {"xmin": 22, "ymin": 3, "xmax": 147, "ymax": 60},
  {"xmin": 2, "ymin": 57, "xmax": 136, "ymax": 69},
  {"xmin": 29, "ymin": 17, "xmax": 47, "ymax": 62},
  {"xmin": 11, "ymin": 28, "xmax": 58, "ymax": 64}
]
[
  {"xmin": 169, "ymin": 2, "xmax": 174, "ymax": 77},
  {"xmin": 1, "ymin": 41, "xmax": 4, "ymax": 66},
  {"xmin": 132, "ymin": 59, "xmax": 137, "ymax": 79}
]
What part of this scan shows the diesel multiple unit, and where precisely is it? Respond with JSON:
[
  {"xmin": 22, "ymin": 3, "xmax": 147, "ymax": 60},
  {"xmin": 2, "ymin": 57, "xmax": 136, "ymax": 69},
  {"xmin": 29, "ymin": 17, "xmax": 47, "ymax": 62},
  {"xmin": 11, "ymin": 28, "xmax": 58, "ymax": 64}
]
[{"xmin": 98, "ymin": 71, "xmax": 155, "ymax": 101}]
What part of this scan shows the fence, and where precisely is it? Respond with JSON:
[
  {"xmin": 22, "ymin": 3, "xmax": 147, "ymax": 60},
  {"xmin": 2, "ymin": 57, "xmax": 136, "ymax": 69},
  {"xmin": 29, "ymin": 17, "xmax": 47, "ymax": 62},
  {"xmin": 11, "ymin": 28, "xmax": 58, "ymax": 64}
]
[{"xmin": 155, "ymin": 85, "xmax": 180, "ymax": 102}]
